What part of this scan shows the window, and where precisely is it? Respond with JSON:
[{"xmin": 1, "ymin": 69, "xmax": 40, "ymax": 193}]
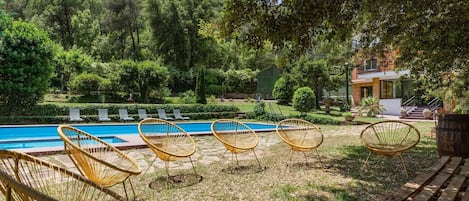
[
  {"xmin": 361, "ymin": 86, "xmax": 373, "ymax": 98},
  {"xmin": 380, "ymin": 80, "xmax": 393, "ymax": 99},
  {"xmin": 380, "ymin": 80, "xmax": 402, "ymax": 99},
  {"xmin": 364, "ymin": 59, "xmax": 378, "ymax": 71}
]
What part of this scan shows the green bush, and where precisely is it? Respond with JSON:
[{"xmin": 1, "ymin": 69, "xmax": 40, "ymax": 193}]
[
  {"xmin": 272, "ymin": 77, "xmax": 294, "ymax": 105},
  {"xmin": 206, "ymin": 84, "xmax": 223, "ymax": 95},
  {"xmin": 340, "ymin": 103, "xmax": 351, "ymax": 112},
  {"xmin": 253, "ymin": 102, "xmax": 266, "ymax": 116},
  {"xmin": 51, "ymin": 48, "xmax": 94, "ymax": 91},
  {"xmin": 292, "ymin": 87, "xmax": 316, "ymax": 116},
  {"xmin": 208, "ymin": 95, "xmax": 217, "ymax": 104},
  {"xmin": 118, "ymin": 60, "xmax": 170, "ymax": 104},
  {"xmin": 66, "ymin": 94, "xmax": 126, "ymax": 103},
  {"xmin": 301, "ymin": 115, "xmax": 341, "ymax": 125},
  {"xmin": 179, "ymin": 90, "xmax": 196, "ymax": 104},
  {"xmin": 357, "ymin": 96, "xmax": 385, "ymax": 117},
  {"xmin": 70, "ymin": 72, "xmax": 108, "ymax": 95},
  {"xmin": 0, "ymin": 16, "xmax": 55, "ymax": 115},
  {"xmin": 225, "ymin": 69, "xmax": 258, "ymax": 93}
]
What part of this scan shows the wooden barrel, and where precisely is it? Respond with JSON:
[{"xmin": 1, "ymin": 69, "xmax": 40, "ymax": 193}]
[{"xmin": 437, "ymin": 114, "xmax": 469, "ymax": 158}]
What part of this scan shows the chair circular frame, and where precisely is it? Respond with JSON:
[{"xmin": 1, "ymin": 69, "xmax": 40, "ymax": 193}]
[
  {"xmin": 276, "ymin": 118, "xmax": 324, "ymax": 152},
  {"xmin": 138, "ymin": 118, "xmax": 196, "ymax": 160},
  {"xmin": 0, "ymin": 150, "xmax": 126, "ymax": 201},
  {"xmin": 210, "ymin": 119, "xmax": 259, "ymax": 153},
  {"xmin": 360, "ymin": 120, "xmax": 421, "ymax": 157},
  {"xmin": 57, "ymin": 125, "xmax": 141, "ymax": 187}
]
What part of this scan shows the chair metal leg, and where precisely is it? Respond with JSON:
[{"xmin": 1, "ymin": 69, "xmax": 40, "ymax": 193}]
[
  {"xmin": 235, "ymin": 153, "xmax": 239, "ymax": 166},
  {"xmin": 361, "ymin": 151, "xmax": 372, "ymax": 171},
  {"xmin": 165, "ymin": 161, "xmax": 170, "ymax": 184},
  {"xmin": 189, "ymin": 156, "xmax": 197, "ymax": 175},
  {"xmin": 315, "ymin": 149, "xmax": 323, "ymax": 168},
  {"xmin": 303, "ymin": 151, "xmax": 309, "ymax": 164},
  {"xmin": 141, "ymin": 156, "xmax": 158, "ymax": 177},
  {"xmin": 286, "ymin": 149, "xmax": 293, "ymax": 167},
  {"xmin": 221, "ymin": 150, "xmax": 228, "ymax": 159},
  {"xmin": 399, "ymin": 154, "xmax": 409, "ymax": 178},
  {"xmin": 128, "ymin": 178, "xmax": 137, "ymax": 201},
  {"xmin": 122, "ymin": 180, "xmax": 129, "ymax": 200},
  {"xmin": 251, "ymin": 149, "xmax": 262, "ymax": 168}
]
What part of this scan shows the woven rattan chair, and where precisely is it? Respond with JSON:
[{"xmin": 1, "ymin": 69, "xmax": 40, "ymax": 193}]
[
  {"xmin": 57, "ymin": 125, "xmax": 141, "ymax": 200},
  {"xmin": 0, "ymin": 150, "xmax": 125, "ymax": 201},
  {"xmin": 210, "ymin": 119, "xmax": 262, "ymax": 168},
  {"xmin": 138, "ymin": 118, "xmax": 197, "ymax": 181},
  {"xmin": 360, "ymin": 120, "xmax": 421, "ymax": 177},
  {"xmin": 276, "ymin": 118, "xmax": 323, "ymax": 165}
]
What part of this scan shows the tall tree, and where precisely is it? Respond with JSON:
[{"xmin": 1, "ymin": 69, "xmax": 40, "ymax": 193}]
[
  {"xmin": 25, "ymin": 0, "xmax": 88, "ymax": 49},
  {"xmin": 102, "ymin": 0, "xmax": 144, "ymax": 60},
  {"xmin": 195, "ymin": 66, "xmax": 207, "ymax": 104},
  {"xmin": 146, "ymin": 0, "xmax": 224, "ymax": 70},
  {"xmin": 357, "ymin": 0, "xmax": 469, "ymax": 106},
  {"xmin": 221, "ymin": 0, "xmax": 468, "ymax": 106},
  {"xmin": 71, "ymin": 9, "xmax": 99, "ymax": 54},
  {"xmin": 291, "ymin": 55, "xmax": 332, "ymax": 109},
  {"xmin": 220, "ymin": 0, "xmax": 354, "ymax": 52},
  {"xmin": 118, "ymin": 60, "xmax": 169, "ymax": 103}
]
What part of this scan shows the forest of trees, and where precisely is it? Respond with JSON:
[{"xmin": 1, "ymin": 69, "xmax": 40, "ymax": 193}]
[
  {"xmin": 1, "ymin": 0, "xmax": 467, "ymax": 113},
  {"xmin": 0, "ymin": 0, "xmax": 283, "ymax": 106}
]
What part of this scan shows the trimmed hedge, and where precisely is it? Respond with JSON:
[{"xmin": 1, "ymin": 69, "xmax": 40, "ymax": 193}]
[{"xmin": 0, "ymin": 104, "xmax": 240, "ymax": 124}]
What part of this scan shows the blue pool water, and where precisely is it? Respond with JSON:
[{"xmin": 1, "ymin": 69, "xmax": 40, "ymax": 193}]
[
  {"xmin": 0, "ymin": 137, "xmax": 124, "ymax": 150},
  {"xmin": 0, "ymin": 122, "xmax": 276, "ymax": 149}
]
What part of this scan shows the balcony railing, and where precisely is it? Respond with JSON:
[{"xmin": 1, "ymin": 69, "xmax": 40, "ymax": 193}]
[{"xmin": 354, "ymin": 64, "xmax": 392, "ymax": 74}]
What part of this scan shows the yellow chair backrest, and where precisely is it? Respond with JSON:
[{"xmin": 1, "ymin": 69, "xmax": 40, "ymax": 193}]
[
  {"xmin": 138, "ymin": 118, "xmax": 196, "ymax": 161},
  {"xmin": 57, "ymin": 125, "xmax": 141, "ymax": 187},
  {"xmin": 211, "ymin": 119, "xmax": 259, "ymax": 153},
  {"xmin": 0, "ymin": 150, "xmax": 125, "ymax": 201},
  {"xmin": 276, "ymin": 118, "xmax": 323, "ymax": 152},
  {"xmin": 360, "ymin": 120, "xmax": 420, "ymax": 156}
]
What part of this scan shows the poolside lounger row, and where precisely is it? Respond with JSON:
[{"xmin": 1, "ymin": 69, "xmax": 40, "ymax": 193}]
[{"xmin": 69, "ymin": 108, "xmax": 190, "ymax": 122}]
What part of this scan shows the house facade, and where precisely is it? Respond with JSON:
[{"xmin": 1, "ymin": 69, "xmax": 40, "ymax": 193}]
[{"xmin": 351, "ymin": 49, "xmax": 414, "ymax": 115}]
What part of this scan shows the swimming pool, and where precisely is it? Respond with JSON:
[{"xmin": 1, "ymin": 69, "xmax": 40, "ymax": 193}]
[{"xmin": 0, "ymin": 122, "xmax": 277, "ymax": 150}]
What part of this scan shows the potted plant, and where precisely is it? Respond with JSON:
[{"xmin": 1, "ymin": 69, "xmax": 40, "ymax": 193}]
[
  {"xmin": 342, "ymin": 112, "xmax": 355, "ymax": 121},
  {"xmin": 356, "ymin": 96, "xmax": 386, "ymax": 117}
]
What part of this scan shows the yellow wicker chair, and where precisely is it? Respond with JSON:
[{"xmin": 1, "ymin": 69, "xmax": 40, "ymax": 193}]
[
  {"xmin": 0, "ymin": 150, "xmax": 125, "ymax": 201},
  {"xmin": 57, "ymin": 125, "xmax": 141, "ymax": 200},
  {"xmin": 210, "ymin": 119, "xmax": 262, "ymax": 168},
  {"xmin": 276, "ymin": 118, "xmax": 323, "ymax": 165},
  {"xmin": 360, "ymin": 120, "xmax": 421, "ymax": 177},
  {"xmin": 137, "ymin": 118, "xmax": 197, "ymax": 180}
]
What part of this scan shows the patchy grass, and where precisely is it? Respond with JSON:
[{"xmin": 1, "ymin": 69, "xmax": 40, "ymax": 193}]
[{"xmin": 89, "ymin": 121, "xmax": 438, "ymax": 201}]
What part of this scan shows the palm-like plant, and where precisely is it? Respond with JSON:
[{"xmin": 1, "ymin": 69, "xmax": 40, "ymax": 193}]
[{"xmin": 357, "ymin": 96, "xmax": 385, "ymax": 117}]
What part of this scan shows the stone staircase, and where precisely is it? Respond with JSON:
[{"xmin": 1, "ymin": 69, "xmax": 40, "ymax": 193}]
[{"xmin": 403, "ymin": 106, "xmax": 429, "ymax": 120}]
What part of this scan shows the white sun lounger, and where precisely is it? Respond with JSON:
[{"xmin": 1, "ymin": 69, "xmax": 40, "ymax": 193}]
[
  {"xmin": 119, "ymin": 109, "xmax": 134, "ymax": 121},
  {"xmin": 97, "ymin": 109, "xmax": 111, "ymax": 121},
  {"xmin": 138, "ymin": 109, "xmax": 149, "ymax": 120},
  {"xmin": 69, "ymin": 108, "xmax": 84, "ymax": 122},
  {"xmin": 173, "ymin": 109, "xmax": 190, "ymax": 120},
  {"xmin": 157, "ymin": 109, "xmax": 173, "ymax": 120}
]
